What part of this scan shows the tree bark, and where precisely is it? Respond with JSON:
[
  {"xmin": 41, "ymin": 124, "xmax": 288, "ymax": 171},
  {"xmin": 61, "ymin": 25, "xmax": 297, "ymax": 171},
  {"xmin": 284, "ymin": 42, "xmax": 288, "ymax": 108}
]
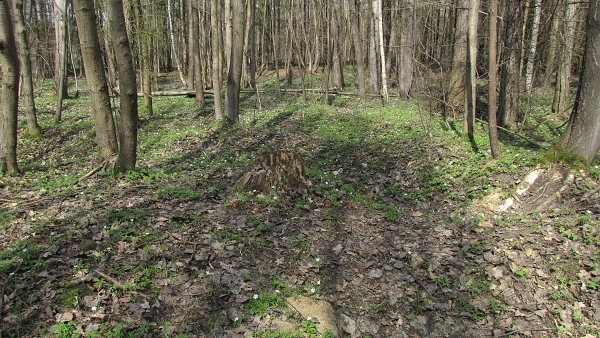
[
  {"xmin": 73, "ymin": 0, "xmax": 119, "ymax": 160},
  {"xmin": 0, "ymin": 0, "xmax": 20, "ymax": 173},
  {"xmin": 368, "ymin": 4, "xmax": 379, "ymax": 94},
  {"xmin": 191, "ymin": 0, "xmax": 205, "ymax": 106},
  {"xmin": 332, "ymin": 0, "xmax": 344, "ymax": 89},
  {"xmin": 555, "ymin": 0, "xmax": 600, "ymax": 164},
  {"xmin": 11, "ymin": 0, "xmax": 42, "ymax": 135},
  {"xmin": 552, "ymin": 0, "xmax": 578, "ymax": 114},
  {"xmin": 498, "ymin": 0, "xmax": 524, "ymax": 129},
  {"xmin": 134, "ymin": 0, "xmax": 153, "ymax": 115},
  {"xmin": 167, "ymin": 0, "xmax": 186, "ymax": 86},
  {"xmin": 398, "ymin": 0, "xmax": 415, "ymax": 99},
  {"xmin": 488, "ymin": 0, "xmax": 500, "ymax": 158},
  {"xmin": 464, "ymin": 0, "xmax": 478, "ymax": 141},
  {"xmin": 447, "ymin": 0, "xmax": 468, "ymax": 117},
  {"xmin": 107, "ymin": 0, "xmax": 138, "ymax": 172},
  {"xmin": 54, "ymin": 0, "xmax": 68, "ymax": 122},
  {"xmin": 373, "ymin": 0, "xmax": 388, "ymax": 102},
  {"xmin": 211, "ymin": 0, "xmax": 223, "ymax": 119},
  {"xmin": 225, "ymin": 0, "xmax": 245, "ymax": 122},
  {"xmin": 349, "ymin": 0, "xmax": 366, "ymax": 98}
]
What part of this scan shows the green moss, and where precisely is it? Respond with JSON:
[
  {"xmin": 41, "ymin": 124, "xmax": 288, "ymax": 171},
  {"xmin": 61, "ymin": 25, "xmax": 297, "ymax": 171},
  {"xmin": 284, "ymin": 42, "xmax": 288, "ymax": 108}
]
[{"xmin": 540, "ymin": 146, "xmax": 589, "ymax": 169}]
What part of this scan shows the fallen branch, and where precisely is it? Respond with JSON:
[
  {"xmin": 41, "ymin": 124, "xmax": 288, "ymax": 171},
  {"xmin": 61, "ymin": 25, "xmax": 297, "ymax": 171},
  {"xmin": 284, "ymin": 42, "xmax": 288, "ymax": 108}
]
[{"xmin": 77, "ymin": 153, "xmax": 117, "ymax": 184}]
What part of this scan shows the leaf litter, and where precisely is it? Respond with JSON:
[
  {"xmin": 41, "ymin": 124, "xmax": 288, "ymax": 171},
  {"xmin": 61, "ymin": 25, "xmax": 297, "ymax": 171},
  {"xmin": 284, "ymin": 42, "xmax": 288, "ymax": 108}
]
[{"xmin": 0, "ymin": 92, "xmax": 599, "ymax": 337}]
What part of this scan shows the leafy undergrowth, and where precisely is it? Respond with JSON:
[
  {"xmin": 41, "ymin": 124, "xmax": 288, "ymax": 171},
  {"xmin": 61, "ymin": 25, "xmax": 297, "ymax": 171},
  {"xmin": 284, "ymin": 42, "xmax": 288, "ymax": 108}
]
[{"xmin": 1, "ymin": 78, "xmax": 599, "ymax": 337}]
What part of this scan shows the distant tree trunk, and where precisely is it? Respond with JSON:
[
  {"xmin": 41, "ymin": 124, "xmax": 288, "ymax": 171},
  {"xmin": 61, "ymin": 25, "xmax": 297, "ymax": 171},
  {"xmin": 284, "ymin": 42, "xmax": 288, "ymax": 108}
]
[
  {"xmin": 0, "ymin": 0, "xmax": 20, "ymax": 174},
  {"xmin": 541, "ymin": 2, "xmax": 559, "ymax": 87},
  {"xmin": 398, "ymin": 0, "xmax": 415, "ymax": 99},
  {"xmin": 349, "ymin": 0, "xmax": 366, "ymax": 98},
  {"xmin": 249, "ymin": 0, "xmax": 257, "ymax": 89},
  {"xmin": 12, "ymin": 0, "xmax": 42, "ymax": 136},
  {"xmin": 552, "ymin": 0, "xmax": 578, "ymax": 114},
  {"xmin": 271, "ymin": 0, "xmax": 281, "ymax": 96},
  {"xmin": 73, "ymin": 0, "xmax": 119, "ymax": 160},
  {"xmin": 224, "ymin": 0, "xmax": 232, "ymax": 69},
  {"xmin": 498, "ymin": 0, "xmax": 524, "ymax": 129},
  {"xmin": 373, "ymin": 0, "xmax": 388, "ymax": 102},
  {"xmin": 464, "ymin": 0, "xmax": 478, "ymax": 140},
  {"xmin": 191, "ymin": 0, "xmax": 204, "ymax": 106},
  {"xmin": 447, "ymin": 0, "xmax": 468, "ymax": 117},
  {"xmin": 211, "ymin": 0, "xmax": 223, "ymax": 119},
  {"xmin": 488, "ymin": 0, "xmax": 500, "ymax": 158},
  {"xmin": 54, "ymin": 0, "xmax": 68, "ymax": 122},
  {"xmin": 332, "ymin": 0, "xmax": 344, "ymax": 89},
  {"xmin": 368, "ymin": 6, "xmax": 379, "ymax": 94},
  {"xmin": 167, "ymin": 0, "xmax": 186, "ymax": 86},
  {"xmin": 555, "ymin": 0, "xmax": 600, "ymax": 164},
  {"xmin": 520, "ymin": 0, "xmax": 541, "ymax": 132},
  {"xmin": 225, "ymin": 0, "xmax": 245, "ymax": 122},
  {"xmin": 107, "ymin": 0, "xmax": 138, "ymax": 172},
  {"xmin": 134, "ymin": 0, "xmax": 153, "ymax": 115}
]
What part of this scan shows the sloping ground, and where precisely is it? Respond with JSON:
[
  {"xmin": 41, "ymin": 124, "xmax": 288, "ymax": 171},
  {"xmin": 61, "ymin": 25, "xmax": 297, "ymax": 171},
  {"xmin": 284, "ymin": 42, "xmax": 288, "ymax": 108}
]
[{"xmin": 1, "ymin": 90, "xmax": 599, "ymax": 337}]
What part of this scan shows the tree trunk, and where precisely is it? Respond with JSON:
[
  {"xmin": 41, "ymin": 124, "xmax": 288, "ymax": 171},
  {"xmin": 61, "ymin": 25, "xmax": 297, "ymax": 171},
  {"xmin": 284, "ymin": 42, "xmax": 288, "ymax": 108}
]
[
  {"xmin": 134, "ymin": 0, "xmax": 153, "ymax": 115},
  {"xmin": 520, "ymin": 0, "xmax": 541, "ymax": 132},
  {"xmin": 541, "ymin": 3, "xmax": 559, "ymax": 88},
  {"xmin": 332, "ymin": 0, "xmax": 344, "ymax": 89},
  {"xmin": 0, "ymin": 0, "xmax": 20, "ymax": 174},
  {"xmin": 488, "ymin": 0, "xmax": 500, "ymax": 158},
  {"xmin": 464, "ymin": 0, "xmax": 478, "ymax": 140},
  {"xmin": 54, "ymin": 0, "xmax": 68, "ymax": 122},
  {"xmin": 249, "ymin": 0, "xmax": 257, "ymax": 89},
  {"xmin": 398, "ymin": 0, "xmax": 415, "ymax": 99},
  {"xmin": 73, "ymin": 0, "xmax": 119, "ymax": 160},
  {"xmin": 224, "ymin": 0, "xmax": 245, "ymax": 122},
  {"xmin": 191, "ymin": 0, "xmax": 204, "ymax": 106},
  {"xmin": 167, "ymin": 0, "xmax": 186, "ymax": 86},
  {"xmin": 11, "ymin": 0, "xmax": 42, "ymax": 136},
  {"xmin": 107, "ymin": 0, "xmax": 138, "ymax": 172},
  {"xmin": 552, "ymin": 0, "xmax": 578, "ymax": 114},
  {"xmin": 373, "ymin": 0, "xmax": 388, "ymax": 102},
  {"xmin": 447, "ymin": 0, "xmax": 468, "ymax": 117},
  {"xmin": 498, "ymin": 0, "xmax": 524, "ymax": 129},
  {"xmin": 349, "ymin": 0, "xmax": 366, "ymax": 98},
  {"xmin": 555, "ymin": 0, "xmax": 600, "ymax": 164},
  {"xmin": 368, "ymin": 5, "xmax": 379, "ymax": 94},
  {"xmin": 211, "ymin": 0, "xmax": 223, "ymax": 119}
]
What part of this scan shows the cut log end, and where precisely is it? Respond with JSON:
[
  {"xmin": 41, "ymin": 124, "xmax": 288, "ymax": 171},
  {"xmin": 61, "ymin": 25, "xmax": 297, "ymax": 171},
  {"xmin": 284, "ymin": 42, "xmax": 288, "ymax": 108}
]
[{"xmin": 233, "ymin": 151, "xmax": 309, "ymax": 194}]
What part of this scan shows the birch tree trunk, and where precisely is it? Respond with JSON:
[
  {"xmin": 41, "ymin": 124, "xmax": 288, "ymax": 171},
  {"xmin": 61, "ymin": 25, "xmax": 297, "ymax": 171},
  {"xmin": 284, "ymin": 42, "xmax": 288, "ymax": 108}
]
[
  {"xmin": 368, "ymin": 5, "xmax": 379, "ymax": 95},
  {"xmin": 0, "ymin": 0, "xmax": 20, "ymax": 173},
  {"xmin": 54, "ymin": 0, "xmax": 68, "ymax": 122},
  {"xmin": 373, "ymin": 0, "xmax": 388, "ymax": 102},
  {"xmin": 520, "ymin": 0, "xmax": 541, "ymax": 132},
  {"xmin": 11, "ymin": 0, "xmax": 42, "ymax": 135},
  {"xmin": 73, "ymin": 0, "xmax": 119, "ymax": 160},
  {"xmin": 398, "ymin": 0, "xmax": 415, "ymax": 99},
  {"xmin": 191, "ymin": 0, "xmax": 205, "ymax": 106},
  {"xmin": 107, "ymin": 0, "xmax": 138, "ymax": 172}
]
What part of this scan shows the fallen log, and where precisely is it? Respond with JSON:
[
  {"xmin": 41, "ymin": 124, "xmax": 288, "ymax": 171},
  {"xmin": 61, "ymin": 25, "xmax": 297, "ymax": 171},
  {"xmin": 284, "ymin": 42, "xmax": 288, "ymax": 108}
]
[{"xmin": 137, "ymin": 88, "xmax": 380, "ymax": 98}]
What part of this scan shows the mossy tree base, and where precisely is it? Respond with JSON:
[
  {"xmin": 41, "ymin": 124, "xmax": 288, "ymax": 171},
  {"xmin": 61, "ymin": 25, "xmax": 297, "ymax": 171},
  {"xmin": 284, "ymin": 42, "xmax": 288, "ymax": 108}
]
[{"xmin": 234, "ymin": 151, "xmax": 309, "ymax": 194}]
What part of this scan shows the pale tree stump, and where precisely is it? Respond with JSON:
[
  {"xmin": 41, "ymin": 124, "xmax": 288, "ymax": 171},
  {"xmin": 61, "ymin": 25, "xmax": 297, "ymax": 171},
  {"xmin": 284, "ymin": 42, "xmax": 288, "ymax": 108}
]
[{"xmin": 234, "ymin": 151, "xmax": 309, "ymax": 194}]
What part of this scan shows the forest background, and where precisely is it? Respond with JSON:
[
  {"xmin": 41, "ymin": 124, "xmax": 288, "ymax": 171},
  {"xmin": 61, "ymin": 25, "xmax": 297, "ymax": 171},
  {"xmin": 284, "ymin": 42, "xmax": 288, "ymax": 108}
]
[{"xmin": 1, "ymin": 0, "xmax": 600, "ymax": 337}]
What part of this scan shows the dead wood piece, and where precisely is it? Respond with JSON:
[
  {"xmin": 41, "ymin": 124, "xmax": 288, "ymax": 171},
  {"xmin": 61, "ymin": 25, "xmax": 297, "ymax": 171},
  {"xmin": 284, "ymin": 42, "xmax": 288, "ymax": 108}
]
[{"xmin": 234, "ymin": 151, "xmax": 309, "ymax": 194}]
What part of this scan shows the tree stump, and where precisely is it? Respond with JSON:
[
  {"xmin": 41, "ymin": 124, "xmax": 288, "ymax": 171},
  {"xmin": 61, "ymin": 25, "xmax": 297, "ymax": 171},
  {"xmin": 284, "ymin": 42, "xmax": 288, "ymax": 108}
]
[{"xmin": 233, "ymin": 151, "xmax": 309, "ymax": 194}]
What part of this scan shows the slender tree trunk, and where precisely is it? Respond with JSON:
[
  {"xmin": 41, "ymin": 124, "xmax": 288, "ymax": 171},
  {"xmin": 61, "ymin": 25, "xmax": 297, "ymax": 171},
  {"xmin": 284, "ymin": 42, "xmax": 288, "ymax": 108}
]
[
  {"xmin": 107, "ymin": 0, "xmax": 137, "ymax": 172},
  {"xmin": 447, "ymin": 0, "xmax": 468, "ymax": 117},
  {"xmin": 398, "ymin": 0, "xmax": 415, "ymax": 99},
  {"xmin": 73, "ymin": 0, "xmax": 119, "ymax": 160},
  {"xmin": 191, "ymin": 0, "xmax": 204, "ymax": 106},
  {"xmin": 332, "ymin": 0, "xmax": 344, "ymax": 89},
  {"xmin": 349, "ymin": 0, "xmax": 366, "ymax": 98},
  {"xmin": 134, "ymin": 0, "xmax": 153, "ymax": 115},
  {"xmin": 54, "ymin": 0, "xmax": 68, "ymax": 122},
  {"xmin": 211, "ymin": 0, "xmax": 223, "ymax": 119},
  {"xmin": 12, "ymin": 0, "xmax": 42, "ymax": 135},
  {"xmin": 167, "ymin": 0, "xmax": 186, "ymax": 86},
  {"xmin": 368, "ymin": 5, "xmax": 379, "ymax": 94},
  {"xmin": 224, "ymin": 0, "xmax": 232, "ymax": 70},
  {"xmin": 489, "ymin": 0, "xmax": 500, "ymax": 158},
  {"xmin": 373, "ymin": 0, "xmax": 387, "ymax": 102},
  {"xmin": 249, "ymin": 0, "xmax": 257, "ymax": 88},
  {"xmin": 520, "ymin": 0, "xmax": 542, "ymax": 132},
  {"xmin": 464, "ymin": 0, "xmax": 478, "ymax": 140},
  {"xmin": 542, "ymin": 3, "xmax": 560, "ymax": 87},
  {"xmin": 225, "ymin": 0, "xmax": 245, "ymax": 122},
  {"xmin": 0, "ymin": 0, "xmax": 20, "ymax": 173},
  {"xmin": 552, "ymin": 0, "xmax": 578, "ymax": 114},
  {"xmin": 555, "ymin": 0, "xmax": 600, "ymax": 164}
]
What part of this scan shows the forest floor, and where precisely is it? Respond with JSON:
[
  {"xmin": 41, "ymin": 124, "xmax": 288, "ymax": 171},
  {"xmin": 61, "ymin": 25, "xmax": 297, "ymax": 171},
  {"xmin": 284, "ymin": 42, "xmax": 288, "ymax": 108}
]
[{"xmin": 1, "ymin": 75, "xmax": 600, "ymax": 338}]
